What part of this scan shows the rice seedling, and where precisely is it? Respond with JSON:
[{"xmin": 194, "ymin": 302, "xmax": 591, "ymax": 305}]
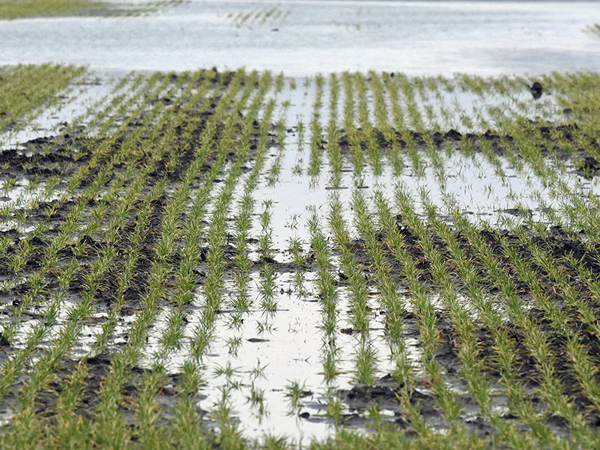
[
  {"xmin": 326, "ymin": 74, "xmax": 342, "ymax": 185},
  {"xmin": 308, "ymin": 75, "xmax": 325, "ymax": 176}
]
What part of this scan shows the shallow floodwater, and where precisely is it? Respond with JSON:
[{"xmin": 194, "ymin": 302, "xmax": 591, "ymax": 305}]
[{"xmin": 1, "ymin": 1, "xmax": 600, "ymax": 75}]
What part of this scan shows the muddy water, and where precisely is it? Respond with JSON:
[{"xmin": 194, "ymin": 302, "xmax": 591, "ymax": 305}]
[{"xmin": 1, "ymin": 1, "xmax": 600, "ymax": 75}]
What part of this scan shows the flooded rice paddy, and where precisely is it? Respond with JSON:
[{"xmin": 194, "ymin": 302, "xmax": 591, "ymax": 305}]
[
  {"xmin": 2, "ymin": 64, "xmax": 600, "ymax": 448},
  {"xmin": 3, "ymin": 1, "xmax": 600, "ymax": 448}
]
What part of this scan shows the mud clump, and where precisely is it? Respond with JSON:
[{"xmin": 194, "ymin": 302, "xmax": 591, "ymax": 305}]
[
  {"xmin": 530, "ymin": 81, "xmax": 544, "ymax": 99},
  {"xmin": 576, "ymin": 156, "xmax": 600, "ymax": 179}
]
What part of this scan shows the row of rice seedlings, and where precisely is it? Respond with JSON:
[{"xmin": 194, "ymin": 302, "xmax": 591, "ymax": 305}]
[
  {"xmin": 354, "ymin": 73, "xmax": 383, "ymax": 176},
  {"xmin": 0, "ymin": 71, "xmax": 214, "ymax": 447},
  {"xmin": 325, "ymin": 73, "xmax": 343, "ymax": 185},
  {"xmin": 369, "ymin": 71, "xmax": 402, "ymax": 175},
  {"xmin": 88, "ymin": 70, "xmax": 257, "ymax": 448},
  {"xmin": 341, "ymin": 72, "xmax": 365, "ymax": 175},
  {"xmin": 232, "ymin": 99, "xmax": 276, "ymax": 313},
  {"xmin": 226, "ymin": 6, "xmax": 289, "ymax": 28},
  {"xmin": 0, "ymin": 65, "xmax": 82, "ymax": 134},
  {"xmin": 442, "ymin": 196, "xmax": 597, "ymax": 447},
  {"xmin": 366, "ymin": 190, "xmax": 470, "ymax": 440},
  {"xmin": 129, "ymin": 71, "xmax": 274, "ymax": 446},
  {"xmin": 307, "ymin": 207, "xmax": 345, "ymax": 423},
  {"xmin": 308, "ymin": 75, "xmax": 325, "ymax": 176},
  {"xmin": 258, "ymin": 200, "xmax": 277, "ymax": 311},
  {"xmin": 382, "ymin": 73, "xmax": 422, "ymax": 174},
  {"xmin": 328, "ymin": 194, "xmax": 378, "ymax": 387},
  {"xmin": 292, "ymin": 117, "xmax": 305, "ymax": 176},
  {"xmin": 265, "ymin": 102, "xmax": 287, "ymax": 186}
]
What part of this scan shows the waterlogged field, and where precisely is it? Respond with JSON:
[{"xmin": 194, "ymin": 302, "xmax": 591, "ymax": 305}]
[{"xmin": 3, "ymin": 64, "xmax": 600, "ymax": 448}]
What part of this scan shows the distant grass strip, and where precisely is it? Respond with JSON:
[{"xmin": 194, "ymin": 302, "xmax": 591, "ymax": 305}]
[{"xmin": 0, "ymin": 0, "xmax": 107, "ymax": 19}]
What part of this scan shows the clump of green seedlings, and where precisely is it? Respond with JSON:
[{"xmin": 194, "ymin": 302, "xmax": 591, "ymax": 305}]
[
  {"xmin": 227, "ymin": 6, "xmax": 290, "ymax": 28},
  {"xmin": 258, "ymin": 200, "xmax": 278, "ymax": 311},
  {"xmin": 585, "ymin": 24, "xmax": 600, "ymax": 38},
  {"xmin": 308, "ymin": 75, "xmax": 325, "ymax": 176}
]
